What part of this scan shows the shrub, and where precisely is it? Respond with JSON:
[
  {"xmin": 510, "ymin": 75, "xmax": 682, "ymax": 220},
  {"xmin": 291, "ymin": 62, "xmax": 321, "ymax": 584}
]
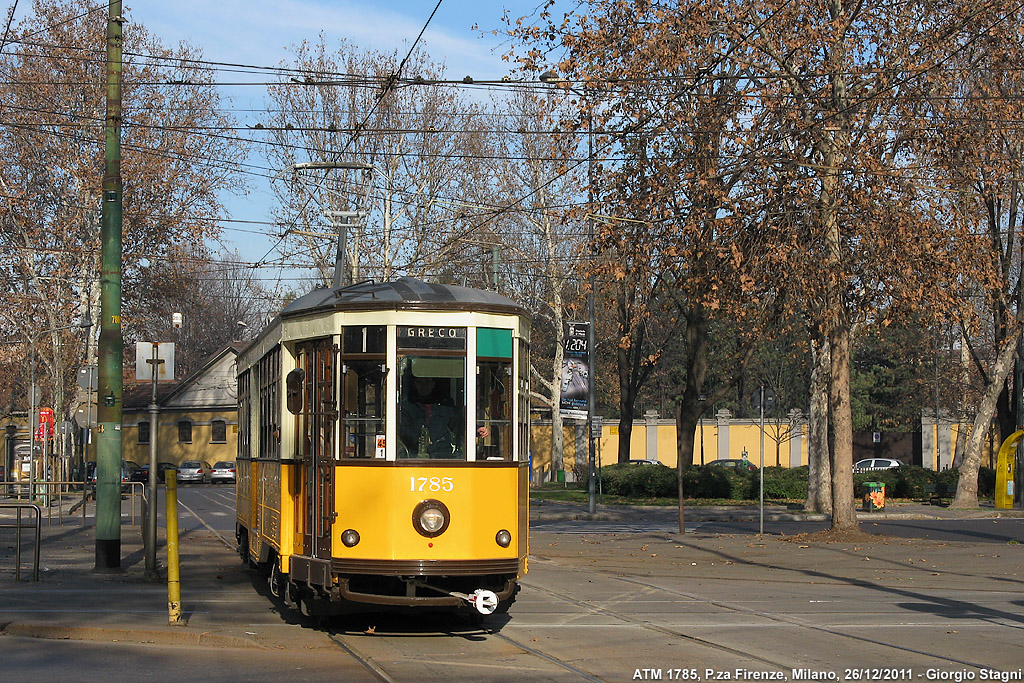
[
  {"xmin": 600, "ymin": 462, "xmax": 677, "ymax": 497},
  {"xmin": 761, "ymin": 466, "xmax": 809, "ymax": 500}
]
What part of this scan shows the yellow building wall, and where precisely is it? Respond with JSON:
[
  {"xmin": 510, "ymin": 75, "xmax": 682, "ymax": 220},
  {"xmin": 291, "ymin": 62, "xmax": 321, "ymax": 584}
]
[
  {"xmin": 531, "ymin": 419, "xmax": 809, "ymax": 479},
  {"xmin": 122, "ymin": 410, "xmax": 237, "ymax": 467}
]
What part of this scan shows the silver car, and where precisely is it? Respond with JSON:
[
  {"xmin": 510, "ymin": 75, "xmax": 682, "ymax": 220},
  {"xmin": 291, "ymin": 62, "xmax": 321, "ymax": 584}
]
[
  {"xmin": 176, "ymin": 460, "xmax": 212, "ymax": 484},
  {"xmin": 210, "ymin": 461, "xmax": 236, "ymax": 485}
]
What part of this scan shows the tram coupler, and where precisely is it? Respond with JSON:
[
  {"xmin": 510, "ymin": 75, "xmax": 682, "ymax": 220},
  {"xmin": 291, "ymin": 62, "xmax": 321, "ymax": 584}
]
[{"xmin": 410, "ymin": 581, "xmax": 499, "ymax": 615}]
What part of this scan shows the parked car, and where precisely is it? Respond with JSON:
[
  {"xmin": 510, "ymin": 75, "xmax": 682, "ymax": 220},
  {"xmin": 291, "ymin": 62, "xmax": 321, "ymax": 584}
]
[
  {"xmin": 177, "ymin": 460, "xmax": 212, "ymax": 484},
  {"xmin": 626, "ymin": 459, "xmax": 663, "ymax": 466},
  {"xmin": 128, "ymin": 461, "xmax": 148, "ymax": 483},
  {"xmin": 137, "ymin": 461, "xmax": 179, "ymax": 484},
  {"xmin": 210, "ymin": 461, "xmax": 236, "ymax": 484},
  {"xmin": 83, "ymin": 461, "xmax": 136, "ymax": 492},
  {"xmin": 707, "ymin": 458, "xmax": 758, "ymax": 471},
  {"xmin": 853, "ymin": 458, "xmax": 903, "ymax": 473}
]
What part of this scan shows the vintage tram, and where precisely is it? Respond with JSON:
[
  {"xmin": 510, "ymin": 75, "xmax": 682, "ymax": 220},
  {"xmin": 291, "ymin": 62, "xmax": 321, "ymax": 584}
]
[{"xmin": 235, "ymin": 277, "xmax": 530, "ymax": 617}]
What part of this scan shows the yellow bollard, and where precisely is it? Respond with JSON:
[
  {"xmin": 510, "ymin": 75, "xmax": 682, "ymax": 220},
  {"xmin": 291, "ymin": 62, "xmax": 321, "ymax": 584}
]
[{"xmin": 166, "ymin": 476, "xmax": 184, "ymax": 625}]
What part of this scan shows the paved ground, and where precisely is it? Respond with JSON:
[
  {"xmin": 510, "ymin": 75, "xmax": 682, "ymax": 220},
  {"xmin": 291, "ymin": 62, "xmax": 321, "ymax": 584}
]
[{"xmin": 0, "ymin": 496, "xmax": 1021, "ymax": 677}]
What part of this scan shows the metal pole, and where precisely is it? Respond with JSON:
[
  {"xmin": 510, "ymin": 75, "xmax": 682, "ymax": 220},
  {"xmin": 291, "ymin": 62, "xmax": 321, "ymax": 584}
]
[
  {"xmin": 145, "ymin": 344, "xmax": 162, "ymax": 578},
  {"xmin": 759, "ymin": 385, "xmax": 765, "ymax": 536},
  {"xmin": 29, "ymin": 340, "xmax": 36, "ymax": 502},
  {"xmin": 95, "ymin": 1, "xmax": 124, "ymax": 570},
  {"xmin": 586, "ymin": 91, "xmax": 597, "ymax": 516}
]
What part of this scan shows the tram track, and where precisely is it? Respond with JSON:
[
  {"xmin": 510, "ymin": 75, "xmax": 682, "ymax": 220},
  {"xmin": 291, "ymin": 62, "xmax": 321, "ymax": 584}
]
[
  {"xmin": 325, "ymin": 631, "xmax": 400, "ymax": 683},
  {"xmin": 527, "ymin": 553, "xmax": 1005, "ymax": 672},
  {"xmin": 322, "ymin": 615, "xmax": 610, "ymax": 682}
]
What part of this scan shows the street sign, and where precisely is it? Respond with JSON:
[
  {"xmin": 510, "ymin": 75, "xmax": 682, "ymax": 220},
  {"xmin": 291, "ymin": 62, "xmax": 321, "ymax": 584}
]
[
  {"xmin": 77, "ymin": 365, "xmax": 97, "ymax": 391},
  {"xmin": 74, "ymin": 402, "xmax": 97, "ymax": 428},
  {"xmin": 752, "ymin": 387, "xmax": 777, "ymax": 414},
  {"xmin": 135, "ymin": 342, "xmax": 175, "ymax": 381}
]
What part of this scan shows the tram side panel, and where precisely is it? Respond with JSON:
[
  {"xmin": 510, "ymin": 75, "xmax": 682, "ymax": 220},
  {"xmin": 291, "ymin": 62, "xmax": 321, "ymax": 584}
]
[
  {"xmin": 236, "ymin": 458, "xmax": 251, "ymax": 551},
  {"xmin": 331, "ymin": 465, "xmax": 524, "ymax": 565}
]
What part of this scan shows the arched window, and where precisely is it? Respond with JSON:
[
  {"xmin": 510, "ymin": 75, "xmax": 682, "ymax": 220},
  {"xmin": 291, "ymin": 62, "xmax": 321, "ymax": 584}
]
[
  {"xmin": 177, "ymin": 420, "xmax": 192, "ymax": 443},
  {"xmin": 211, "ymin": 419, "xmax": 227, "ymax": 444},
  {"xmin": 137, "ymin": 420, "xmax": 150, "ymax": 444}
]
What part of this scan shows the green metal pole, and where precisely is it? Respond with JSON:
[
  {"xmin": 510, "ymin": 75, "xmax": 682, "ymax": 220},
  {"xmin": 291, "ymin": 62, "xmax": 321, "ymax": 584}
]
[{"xmin": 95, "ymin": 0, "xmax": 123, "ymax": 570}]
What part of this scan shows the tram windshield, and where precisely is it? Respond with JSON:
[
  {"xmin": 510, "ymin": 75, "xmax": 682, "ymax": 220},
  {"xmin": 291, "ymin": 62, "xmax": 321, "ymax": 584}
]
[{"xmin": 397, "ymin": 356, "xmax": 466, "ymax": 459}]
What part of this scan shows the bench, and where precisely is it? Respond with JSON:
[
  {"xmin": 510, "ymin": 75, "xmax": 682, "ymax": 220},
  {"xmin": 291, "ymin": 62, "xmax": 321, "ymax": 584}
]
[{"xmin": 923, "ymin": 483, "xmax": 952, "ymax": 506}]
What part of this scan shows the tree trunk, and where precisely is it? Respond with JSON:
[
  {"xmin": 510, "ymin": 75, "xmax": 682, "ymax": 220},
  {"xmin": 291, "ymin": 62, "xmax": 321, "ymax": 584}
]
[
  {"xmin": 828, "ymin": 323, "xmax": 857, "ymax": 529},
  {"xmin": 617, "ymin": 418, "xmax": 634, "ymax": 462},
  {"xmin": 617, "ymin": 332, "xmax": 638, "ymax": 462},
  {"xmin": 806, "ymin": 338, "xmax": 832, "ymax": 513},
  {"xmin": 675, "ymin": 400, "xmax": 701, "ymax": 533},
  {"xmin": 951, "ymin": 324, "xmax": 1021, "ymax": 508}
]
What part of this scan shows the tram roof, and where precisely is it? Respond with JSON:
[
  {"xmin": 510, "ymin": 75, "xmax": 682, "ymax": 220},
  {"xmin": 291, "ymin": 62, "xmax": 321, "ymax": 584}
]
[{"xmin": 280, "ymin": 277, "xmax": 528, "ymax": 319}]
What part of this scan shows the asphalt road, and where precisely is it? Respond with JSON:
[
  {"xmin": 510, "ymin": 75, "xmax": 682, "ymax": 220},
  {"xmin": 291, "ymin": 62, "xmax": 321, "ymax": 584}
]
[{"xmin": 2, "ymin": 487, "xmax": 1022, "ymax": 681}]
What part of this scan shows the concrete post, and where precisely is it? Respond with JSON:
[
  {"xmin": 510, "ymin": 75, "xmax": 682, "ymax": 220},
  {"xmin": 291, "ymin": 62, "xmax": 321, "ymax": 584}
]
[
  {"xmin": 921, "ymin": 409, "xmax": 936, "ymax": 470},
  {"xmin": 788, "ymin": 409, "xmax": 804, "ymax": 468},
  {"xmin": 644, "ymin": 410, "xmax": 659, "ymax": 461},
  {"xmin": 716, "ymin": 409, "xmax": 732, "ymax": 461}
]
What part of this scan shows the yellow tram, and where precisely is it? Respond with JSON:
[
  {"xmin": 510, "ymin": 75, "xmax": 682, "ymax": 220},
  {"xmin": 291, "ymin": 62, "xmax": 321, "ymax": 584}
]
[{"xmin": 235, "ymin": 277, "xmax": 530, "ymax": 617}]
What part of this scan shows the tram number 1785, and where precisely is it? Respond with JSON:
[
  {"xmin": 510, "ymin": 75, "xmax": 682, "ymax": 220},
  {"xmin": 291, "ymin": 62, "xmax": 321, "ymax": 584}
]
[{"xmin": 410, "ymin": 476, "xmax": 455, "ymax": 492}]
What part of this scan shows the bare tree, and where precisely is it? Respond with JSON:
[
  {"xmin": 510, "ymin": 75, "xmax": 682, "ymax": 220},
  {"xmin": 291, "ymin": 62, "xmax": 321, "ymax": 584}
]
[
  {"xmin": 263, "ymin": 37, "xmax": 489, "ymax": 285},
  {"xmin": 0, "ymin": 0, "xmax": 244, "ymax": 429}
]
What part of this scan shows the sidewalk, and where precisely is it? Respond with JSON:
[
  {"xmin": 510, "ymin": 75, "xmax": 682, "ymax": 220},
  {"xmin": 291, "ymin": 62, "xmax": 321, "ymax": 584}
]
[
  {"xmin": 529, "ymin": 497, "xmax": 1024, "ymax": 523},
  {"xmin": 0, "ymin": 502, "xmax": 334, "ymax": 651},
  {"xmin": 0, "ymin": 496, "xmax": 1021, "ymax": 651}
]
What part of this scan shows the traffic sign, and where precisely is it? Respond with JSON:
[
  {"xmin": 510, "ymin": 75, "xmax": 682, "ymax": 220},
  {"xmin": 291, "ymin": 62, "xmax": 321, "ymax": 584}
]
[{"xmin": 78, "ymin": 365, "xmax": 97, "ymax": 391}]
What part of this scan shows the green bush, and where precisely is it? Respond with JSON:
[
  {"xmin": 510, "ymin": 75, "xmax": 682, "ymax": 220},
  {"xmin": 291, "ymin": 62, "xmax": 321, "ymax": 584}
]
[
  {"xmin": 599, "ymin": 463, "xmax": 810, "ymax": 500},
  {"xmin": 761, "ymin": 465, "xmax": 809, "ymax": 500},
  {"xmin": 600, "ymin": 462, "xmax": 677, "ymax": 497},
  {"xmin": 597, "ymin": 462, "xmax": 994, "ymax": 501}
]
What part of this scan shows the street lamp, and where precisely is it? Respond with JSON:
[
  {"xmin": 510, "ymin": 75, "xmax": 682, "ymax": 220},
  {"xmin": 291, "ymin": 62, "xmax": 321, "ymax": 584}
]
[
  {"xmin": 27, "ymin": 314, "xmax": 93, "ymax": 500},
  {"xmin": 540, "ymin": 69, "xmax": 599, "ymax": 514}
]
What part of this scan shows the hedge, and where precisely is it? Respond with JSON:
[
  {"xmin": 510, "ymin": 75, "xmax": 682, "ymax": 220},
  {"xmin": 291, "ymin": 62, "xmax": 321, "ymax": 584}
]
[{"xmin": 596, "ymin": 463, "xmax": 993, "ymax": 500}]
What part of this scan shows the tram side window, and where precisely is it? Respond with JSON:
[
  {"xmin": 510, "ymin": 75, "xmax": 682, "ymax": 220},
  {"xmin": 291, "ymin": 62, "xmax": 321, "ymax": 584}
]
[
  {"xmin": 518, "ymin": 340, "xmax": 530, "ymax": 463},
  {"xmin": 341, "ymin": 326, "xmax": 386, "ymax": 459},
  {"xmin": 476, "ymin": 362, "xmax": 512, "ymax": 460},
  {"xmin": 341, "ymin": 360, "xmax": 385, "ymax": 458},
  {"xmin": 257, "ymin": 346, "xmax": 281, "ymax": 460},
  {"xmin": 397, "ymin": 356, "xmax": 466, "ymax": 460},
  {"xmin": 238, "ymin": 371, "xmax": 251, "ymax": 460}
]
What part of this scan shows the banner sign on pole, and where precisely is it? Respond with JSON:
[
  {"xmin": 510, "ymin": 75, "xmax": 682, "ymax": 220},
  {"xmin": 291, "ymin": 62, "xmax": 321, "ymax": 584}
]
[
  {"xmin": 35, "ymin": 407, "xmax": 55, "ymax": 440},
  {"xmin": 559, "ymin": 322, "xmax": 591, "ymax": 421}
]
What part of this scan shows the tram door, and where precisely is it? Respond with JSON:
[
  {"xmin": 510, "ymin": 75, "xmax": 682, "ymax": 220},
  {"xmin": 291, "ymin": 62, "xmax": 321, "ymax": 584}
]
[{"xmin": 296, "ymin": 340, "xmax": 338, "ymax": 560}]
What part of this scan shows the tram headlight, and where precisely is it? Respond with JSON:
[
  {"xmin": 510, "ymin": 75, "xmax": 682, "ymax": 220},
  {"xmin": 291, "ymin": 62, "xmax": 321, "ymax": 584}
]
[
  {"xmin": 412, "ymin": 499, "xmax": 450, "ymax": 538},
  {"xmin": 341, "ymin": 529, "xmax": 360, "ymax": 547},
  {"xmin": 495, "ymin": 529, "xmax": 512, "ymax": 548}
]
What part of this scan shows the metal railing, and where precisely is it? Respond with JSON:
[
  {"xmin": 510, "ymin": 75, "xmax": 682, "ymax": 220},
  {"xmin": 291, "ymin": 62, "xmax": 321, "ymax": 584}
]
[
  {"xmin": 0, "ymin": 480, "xmax": 147, "ymax": 528},
  {"xmin": 0, "ymin": 502, "xmax": 41, "ymax": 581}
]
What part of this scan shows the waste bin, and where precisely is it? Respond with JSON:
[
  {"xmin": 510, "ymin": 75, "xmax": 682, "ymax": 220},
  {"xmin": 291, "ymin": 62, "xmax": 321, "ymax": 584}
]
[
  {"xmin": 556, "ymin": 469, "xmax": 566, "ymax": 483},
  {"xmin": 863, "ymin": 482, "xmax": 885, "ymax": 511}
]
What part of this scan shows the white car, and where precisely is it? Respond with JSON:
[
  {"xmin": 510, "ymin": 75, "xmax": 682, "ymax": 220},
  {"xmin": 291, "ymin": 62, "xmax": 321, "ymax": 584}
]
[
  {"xmin": 853, "ymin": 458, "xmax": 903, "ymax": 473},
  {"xmin": 210, "ymin": 461, "xmax": 236, "ymax": 485}
]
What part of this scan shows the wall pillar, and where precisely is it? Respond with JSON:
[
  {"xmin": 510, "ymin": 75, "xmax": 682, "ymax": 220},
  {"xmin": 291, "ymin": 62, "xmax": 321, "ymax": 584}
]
[
  {"xmin": 937, "ymin": 408, "xmax": 952, "ymax": 471},
  {"xmin": 644, "ymin": 410, "xmax": 659, "ymax": 461},
  {"xmin": 788, "ymin": 409, "xmax": 804, "ymax": 467},
  {"xmin": 716, "ymin": 409, "xmax": 731, "ymax": 461}
]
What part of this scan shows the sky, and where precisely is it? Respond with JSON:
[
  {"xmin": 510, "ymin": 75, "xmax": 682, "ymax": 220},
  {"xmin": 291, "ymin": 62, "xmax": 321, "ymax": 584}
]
[{"xmin": 14, "ymin": 0, "xmax": 547, "ymax": 288}]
